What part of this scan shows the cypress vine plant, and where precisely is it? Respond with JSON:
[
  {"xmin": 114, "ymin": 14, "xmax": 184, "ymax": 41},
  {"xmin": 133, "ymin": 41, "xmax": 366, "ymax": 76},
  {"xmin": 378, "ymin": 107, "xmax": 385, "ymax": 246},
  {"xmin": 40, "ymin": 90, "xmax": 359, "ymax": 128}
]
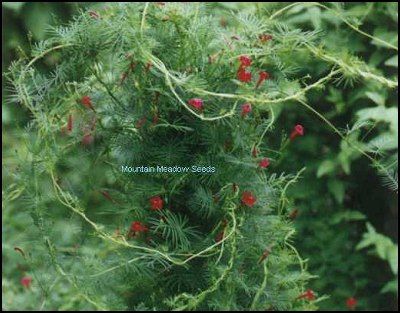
[{"xmin": 10, "ymin": 2, "xmax": 388, "ymax": 310}]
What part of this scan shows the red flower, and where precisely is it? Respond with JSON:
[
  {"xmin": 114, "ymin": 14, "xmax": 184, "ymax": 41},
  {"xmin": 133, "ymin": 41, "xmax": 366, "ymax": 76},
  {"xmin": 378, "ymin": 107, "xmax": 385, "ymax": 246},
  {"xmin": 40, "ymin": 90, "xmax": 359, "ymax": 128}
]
[
  {"xmin": 241, "ymin": 191, "xmax": 256, "ymax": 207},
  {"xmin": 256, "ymin": 71, "xmax": 270, "ymax": 88},
  {"xmin": 131, "ymin": 221, "xmax": 148, "ymax": 233},
  {"xmin": 297, "ymin": 289, "xmax": 315, "ymax": 301},
  {"xmin": 188, "ymin": 98, "xmax": 204, "ymax": 111},
  {"xmin": 259, "ymin": 34, "xmax": 273, "ymax": 42},
  {"xmin": 215, "ymin": 230, "xmax": 224, "ymax": 243},
  {"xmin": 288, "ymin": 208, "xmax": 299, "ymax": 220},
  {"xmin": 67, "ymin": 114, "xmax": 73, "ymax": 132},
  {"xmin": 14, "ymin": 246, "xmax": 26, "ymax": 257},
  {"xmin": 237, "ymin": 55, "xmax": 252, "ymax": 83},
  {"xmin": 150, "ymin": 196, "xmax": 163, "ymax": 211},
  {"xmin": 81, "ymin": 133, "xmax": 94, "ymax": 145},
  {"xmin": 241, "ymin": 103, "xmax": 252, "ymax": 117},
  {"xmin": 258, "ymin": 246, "xmax": 272, "ymax": 264},
  {"xmin": 120, "ymin": 62, "xmax": 136, "ymax": 85},
  {"xmin": 346, "ymin": 297, "xmax": 357, "ymax": 310},
  {"xmin": 237, "ymin": 69, "xmax": 252, "ymax": 83},
  {"xmin": 304, "ymin": 289, "xmax": 315, "ymax": 300},
  {"xmin": 290, "ymin": 124, "xmax": 304, "ymax": 141},
  {"xmin": 81, "ymin": 95, "xmax": 95, "ymax": 111},
  {"xmin": 259, "ymin": 158, "xmax": 270, "ymax": 168},
  {"xmin": 88, "ymin": 10, "xmax": 100, "ymax": 19},
  {"xmin": 21, "ymin": 276, "xmax": 32, "ymax": 288},
  {"xmin": 100, "ymin": 190, "xmax": 114, "ymax": 202},
  {"xmin": 239, "ymin": 55, "xmax": 252, "ymax": 67}
]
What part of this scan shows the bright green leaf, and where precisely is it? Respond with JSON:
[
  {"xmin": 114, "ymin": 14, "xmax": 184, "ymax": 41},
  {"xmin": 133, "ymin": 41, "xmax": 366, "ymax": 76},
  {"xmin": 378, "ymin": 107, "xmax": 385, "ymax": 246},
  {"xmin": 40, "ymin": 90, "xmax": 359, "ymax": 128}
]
[
  {"xmin": 327, "ymin": 179, "xmax": 345, "ymax": 204},
  {"xmin": 365, "ymin": 91, "xmax": 386, "ymax": 106},
  {"xmin": 385, "ymin": 55, "xmax": 398, "ymax": 68},
  {"xmin": 317, "ymin": 160, "xmax": 336, "ymax": 178}
]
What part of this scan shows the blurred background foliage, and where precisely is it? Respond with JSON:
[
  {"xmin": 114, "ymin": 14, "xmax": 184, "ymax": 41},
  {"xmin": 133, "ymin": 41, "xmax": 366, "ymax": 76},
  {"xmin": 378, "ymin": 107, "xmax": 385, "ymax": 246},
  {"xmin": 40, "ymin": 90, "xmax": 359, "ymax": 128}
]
[
  {"xmin": 2, "ymin": 2, "xmax": 96, "ymax": 310},
  {"xmin": 253, "ymin": 2, "xmax": 398, "ymax": 310},
  {"xmin": 2, "ymin": 2, "xmax": 92, "ymax": 126},
  {"xmin": 2, "ymin": 2, "xmax": 398, "ymax": 311}
]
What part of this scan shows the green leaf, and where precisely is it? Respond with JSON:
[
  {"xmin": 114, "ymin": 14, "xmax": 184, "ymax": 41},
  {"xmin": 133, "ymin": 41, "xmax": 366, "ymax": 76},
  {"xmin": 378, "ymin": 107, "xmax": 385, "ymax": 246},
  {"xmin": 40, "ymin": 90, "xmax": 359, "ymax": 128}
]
[
  {"xmin": 327, "ymin": 179, "xmax": 345, "ymax": 204},
  {"xmin": 387, "ymin": 246, "xmax": 398, "ymax": 275},
  {"xmin": 365, "ymin": 91, "xmax": 386, "ymax": 106},
  {"xmin": 317, "ymin": 160, "xmax": 336, "ymax": 178},
  {"xmin": 371, "ymin": 28, "xmax": 398, "ymax": 49},
  {"xmin": 330, "ymin": 210, "xmax": 366, "ymax": 225},
  {"xmin": 356, "ymin": 106, "xmax": 398, "ymax": 133},
  {"xmin": 326, "ymin": 87, "xmax": 345, "ymax": 114},
  {"xmin": 381, "ymin": 279, "xmax": 398, "ymax": 294},
  {"xmin": 384, "ymin": 55, "xmax": 398, "ymax": 68},
  {"xmin": 357, "ymin": 223, "xmax": 398, "ymax": 275},
  {"xmin": 356, "ymin": 222, "xmax": 377, "ymax": 250}
]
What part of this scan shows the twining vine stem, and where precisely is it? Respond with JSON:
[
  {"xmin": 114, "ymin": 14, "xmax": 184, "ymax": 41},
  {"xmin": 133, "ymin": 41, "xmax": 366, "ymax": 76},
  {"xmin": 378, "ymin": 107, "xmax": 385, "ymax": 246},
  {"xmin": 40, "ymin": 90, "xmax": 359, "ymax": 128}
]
[{"xmin": 270, "ymin": 2, "xmax": 398, "ymax": 51}]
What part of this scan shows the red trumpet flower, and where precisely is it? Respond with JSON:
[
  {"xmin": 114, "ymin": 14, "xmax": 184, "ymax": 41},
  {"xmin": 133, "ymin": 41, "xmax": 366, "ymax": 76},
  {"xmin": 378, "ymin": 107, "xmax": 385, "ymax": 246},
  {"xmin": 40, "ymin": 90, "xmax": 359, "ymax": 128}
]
[
  {"xmin": 150, "ymin": 196, "xmax": 163, "ymax": 211},
  {"xmin": 297, "ymin": 289, "xmax": 315, "ymax": 301},
  {"xmin": 259, "ymin": 34, "xmax": 273, "ymax": 42},
  {"xmin": 21, "ymin": 276, "xmax": 32, "ymax": 288},
  {"xmin": 258, "ymin": 246, "xmax": 272, "ymax": 264},
  {"xmin": 215, "ymin": 230, "xmax": 224, "ymax": 243},
  {"xmin": 346, "ymin": 297, "xmax": 357, "ymax": 310},
  {"xmin": 241, "ymin": 103, "xmax": 252, "ymax": 117},
  {"xmin": 239, "ymin": 55, "xmax": 252, "ymax": 67},
  {"xmin": 88, "ymin": 10, "xmax": 100, "ymax": 19},
  {"xmin": 67, "ymin": 114, "xmax": 73, "ymax": 132},
  {"xmin": 241, "ymin": 191, "xmax": 256, "ymax": 207},
  {"xmin": 81, "ymin": 133, "xmax": 94, "ymax": 145},
  {"xmin": 289, "ymin": 124, "xmax": 304, "ymax": 141},
  {"xmin": 80, "ymin": 95, "xmax": 95, "ymax": 111},
  {"xmin": 130, "ymin": 221, "xmax": 148, "ymax": 233},
  {"xmin": 259, "ymin": 158, "xmax": 270, "ymax": 168},
  {"xmin": 252, "ymin": 147, "xmax": 259, "ymax": 157},
  {"xmin": 237, "ymin": 69, "xmax": 252, "ymax": 83},
  {"xmin": 256, "ymin": 71, "xmax": 270, "ymax": 88},
  {"xmin": 188, "ymin": 98, "xmax": 204, "ymax": 111}
]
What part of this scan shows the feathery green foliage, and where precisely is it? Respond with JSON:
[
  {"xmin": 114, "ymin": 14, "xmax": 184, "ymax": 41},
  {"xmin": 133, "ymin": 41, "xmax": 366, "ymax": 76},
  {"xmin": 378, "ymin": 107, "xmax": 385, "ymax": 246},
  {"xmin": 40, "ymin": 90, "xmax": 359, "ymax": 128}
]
[
  {"xmin": 4, "ymin": 3, "xmax": 318, "ymax": 310},
  {"xmin": 3, "ymin": 2, "xmax": 397, "ymax": 311}
]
